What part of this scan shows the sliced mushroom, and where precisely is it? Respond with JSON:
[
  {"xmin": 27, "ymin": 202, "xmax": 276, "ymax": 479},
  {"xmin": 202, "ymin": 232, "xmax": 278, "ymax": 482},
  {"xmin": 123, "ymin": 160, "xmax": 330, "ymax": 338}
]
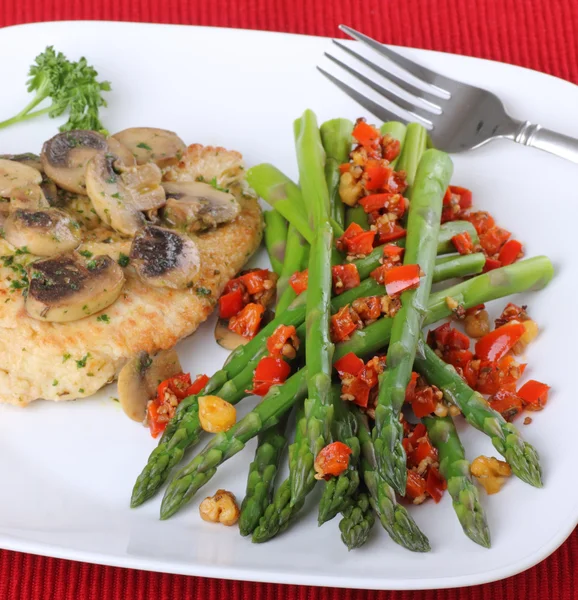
[
  {"xmin": 0, "ymin": 153, "xmax": 43, "ymax": 172},
  {"xmin": 40, "ymin": 130, "xmax": 135, "ymax": 195},
  {"xmin": 25, "ymin": 252, "xmax": 125, "ymax": 322},
  {"xmin": 56, "ymin": 191, "xmax": 102, "ymax": 230},
  {"xmin": 130, "ymin": 226, "xmax": 200, "ymax": 289},
  {"xmin": 4, "ymin": 208, "xmax": 81, "ymax": 256},
  {"xmin": 0, "ymin": 159, "xmax": 42, "ymax": 197},
  {"xmin": 161, "ymin": 182, "xmax": 240, "ymax": 232},
  {"xmin": 85, "ymin": 153, "xmax": 166, "ymax": 235},
  {"xmin": 112, "ymin": 127, "xmax": 186, "ymax": 168},
  {"xmin": 9, "ymin": 185, "xmax": 50, "ymax": 210},
  {"xmin": 117, "ymin": 349, "xmax": 182, "ymax": 422},
  {"xmin": 214, "ymin": 318, "xmax": 248, "ymax": 351}
]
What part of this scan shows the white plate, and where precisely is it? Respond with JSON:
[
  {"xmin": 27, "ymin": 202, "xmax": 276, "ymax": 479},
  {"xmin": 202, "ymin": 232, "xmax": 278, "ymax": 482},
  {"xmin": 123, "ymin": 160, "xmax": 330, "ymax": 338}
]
[{"xmin": 0, "ymin": 21, "xmax": 576, "ymax": 591}]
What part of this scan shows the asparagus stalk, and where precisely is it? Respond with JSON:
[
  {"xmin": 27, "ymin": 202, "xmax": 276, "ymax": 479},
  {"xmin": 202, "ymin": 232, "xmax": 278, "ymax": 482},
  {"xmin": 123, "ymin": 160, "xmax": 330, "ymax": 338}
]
[
  {"xmin": 355, "ymin": 408, "xmax": 430, "ymax": 552},
  {"xmin": 276, "ymin": 224, "xmax": 309, "ymax": 313},
  {"xmin": 238, "ymin": 416, "xmax": 289, "ymax": 537},
  {"xmin": 133, "ymin": 256, "xmax": 552, "ymax": 506},
  {"xmin": 320, "ymin": 118, "xmax": 354, "ymax": 230},
  {"xmin": 395, "ymin": 122, "xmax": 428, "ymax": 190},
  {"xmin": 423, "ymin": 415, "xmax": 491, "ymax": 548},
  {"xmin": 345, "ymin": 205, "xmax": 369, "ymax": 230},
  {"xmin": 380, "ymin": 121, "xmax": 407, "ymax": 170},
  {"xmin": 432, "ymin": 252, "xmax": 485, "ymax": 282},
  {"xmin": 252, "ymin": 402, "xmax": 312, "ymax": 543},
  {"xmin": 415, "ymin": 340, "xmax": 543, "ymax": 487},
  {"xmin": 339, "ymin": 492, "xmax": 375, "ymax": 550},
  {"xmin": 263, "ymin": 210, "xmax": 288, "ymax": 276},
  {"xmin": 290, "ymin": 110, "xmax": 335, "ymax": 507},
  {"xmin": 318, "ymin": 385, "xmax": 361, "ymax": 525},
  {"xmin": 374, "ymin": 149, "xmax": 453, "ymax": 494},
  {"xmin": 160, "ymin": 369, "xmax": 309, "ymax": 519}
]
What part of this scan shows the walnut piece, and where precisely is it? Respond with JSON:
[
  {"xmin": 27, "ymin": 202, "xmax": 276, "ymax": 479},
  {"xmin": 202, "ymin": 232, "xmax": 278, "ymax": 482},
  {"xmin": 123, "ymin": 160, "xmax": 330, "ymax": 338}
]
[
  {"xmin": 199, "ymin": 489, "xmax": 240, "ymax": 526},
  {"xmin": 471, "ymin": 456, "xmax": 512, "ymax": 495}
]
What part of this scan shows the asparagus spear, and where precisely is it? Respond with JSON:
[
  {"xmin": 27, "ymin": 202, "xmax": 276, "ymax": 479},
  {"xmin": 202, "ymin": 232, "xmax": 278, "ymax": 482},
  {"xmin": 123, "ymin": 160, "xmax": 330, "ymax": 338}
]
[
  {"xmin": 318, "ymin": 385, "xmax": 361, "ymax": 525},
  {"xmin": 252, "ymin": 402, "xmax": 311, "ymax": 543},
  {"xmin": 345, "ymin": 205, "xmax": 369, "ymax": 230},
  {"xmin": 320, "ymin": 118, "xmax": 354, "ymax": 230},
  {"xmin": 263, "ymin": 210, "xmax": 288, "ymax": 276},
  {"xmin": 423, "ymin": 415, "xmax": 491, "ymax": 548},
  {"xmin": 355, "ymin": 408, "xmax": 430, "ymax": 552},
  {"xmin": 374, "ymin": 149, "xmax": 453, "ymax": 494},
  {"xmin": 290, "ymin": 110, "xmax": 336, "ymax": 507},
  {"xmin": 238, "ymin": 415, "xmax": 289, "ymax": 537},
  {"xmin": 339, "ymin": 492, "xmax": 375, "ymax": 551},
  {"xmin": 160, "ymin": 369, "xmax": 309, "ymax": 519},
  {"xmin": 276, "ymin": 224, "xmax": 309, "ymax": 314},
  {"xmin": 395, "ymin": 122, "xmax": 428, "ymax": 190},
  {"xmin": 432, "ymin": 252, "xmax": 485, "ymax": 282},
  {"xmin": 380, "ymin": 121, "xmax": 407, "ymax": 170},
  {"xmin": 133, "ymin": 256, "xmax": 552, "ymax": 506},
  {"xmin": 415, "ymin": 340, "xmax": 543, "ymax": 487}
]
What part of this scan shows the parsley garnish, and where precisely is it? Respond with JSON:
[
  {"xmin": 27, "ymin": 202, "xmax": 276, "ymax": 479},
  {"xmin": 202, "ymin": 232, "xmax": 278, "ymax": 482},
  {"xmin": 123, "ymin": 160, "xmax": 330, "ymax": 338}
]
[
  {"xmin": 117, "ymin": 253, "xmax": 130, "ymax": 267},
  {"xmin": 96, "ymin": 314, "xmax": 110, "ymax": 323},
  {"xmin": 76, "ymin": 353, "xmax": 90, "ymax": 368},
  {"xmin": 79, "ymin": 249, "xmax": 93, "ymax": 258},
  {"xmin": 136, "ymin": 142, "xmax": 152, "ymax": 151}
]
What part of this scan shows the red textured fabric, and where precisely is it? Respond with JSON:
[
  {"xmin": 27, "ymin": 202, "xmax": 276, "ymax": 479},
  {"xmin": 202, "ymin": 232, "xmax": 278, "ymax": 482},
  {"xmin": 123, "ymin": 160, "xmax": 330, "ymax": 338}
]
[{"xmin": 0, "ymin": 0, "xmax": 577, "ymax": 598}]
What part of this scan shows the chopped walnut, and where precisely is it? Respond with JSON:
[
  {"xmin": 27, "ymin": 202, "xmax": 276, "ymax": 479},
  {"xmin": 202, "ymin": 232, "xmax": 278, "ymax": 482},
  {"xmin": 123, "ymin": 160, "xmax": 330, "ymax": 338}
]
[
  {"xmin": 471, "ymin": 456, "xmax": 512, "ymax": 494},
  {"xmin": 524, "ymin": 416, "xmax": 533, "ymax": 425},
  {"xmin": 464, "ymin": 309, "xmax": 490, "ymax": 338},
  {"xmin": 339, "ymin": 172, "xmax": 364, "ymax": 207},
  {"xmin": 199, "ymin": 489, "xmax": 240, "ymax": 526},
  {"xmin": 380, "ymin": 295, "xmax": 402, "ymax": 318}
]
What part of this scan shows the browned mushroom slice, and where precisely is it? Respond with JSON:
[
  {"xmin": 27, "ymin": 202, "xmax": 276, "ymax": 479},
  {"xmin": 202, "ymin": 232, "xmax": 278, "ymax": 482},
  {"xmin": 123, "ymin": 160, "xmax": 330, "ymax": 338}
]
[
  {"xmin": 0, "ymin": 159, "xmax": 42, "ymax": 197},
  {"xmin": 25, "ymin": 252, "xmax": 125, "ymax": 322},
  {"xmin": 162, "ymin": 182, "xmax": 240, "ymax": 232},
  {"xmin": 9, "ymin": 185, "xmax": 50, "ymax": 210},
  {"xmin": 130, "ymin": 226, "xmax": 200, "ymax": 289},
  {"xmin": 112, "ymin": 127, "xmax": 186, "ymax": 168},
  {"xmin": 117, "ymin": 349, "xmax": 182, "ymax": 422},
  {"xmin": 0, "ymin": 153, "xmax": 43, "ymax": 172},
  {"xmin": 4, "ymin": 208, "xmax": 81, "ymax": 256},
  {"xmin": 40, "ymin": 130, "xmax": 135, "ymax": 195}
]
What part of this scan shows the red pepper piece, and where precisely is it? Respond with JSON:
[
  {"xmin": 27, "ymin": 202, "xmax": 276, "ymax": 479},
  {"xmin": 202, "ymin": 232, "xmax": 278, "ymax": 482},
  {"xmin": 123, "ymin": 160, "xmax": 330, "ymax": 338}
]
[
  {"xmin": 475, "ymin": 322, "xmax": 526, "ymax": 362},
  {"xmin": 334, "ymin": 352, "xmax": 365, "ymax": 377},
  {"xmin": 384, "ymin": 264, "xmax": 421, "ymax": 297},
  {"xmin": 332, "ymin": 263, "xmax": 361, "ymax": 295},
  {"xmin": 314, "ymin": 442, "xmax": 353, "ymax": 480},
  {"xmin": 518, "ymin": 379, "xmax": 550, "ymax": 411},
  {"xmin": 251, "ymin": 356, "xmax": 291, "ymax": 396},
  {"xmin": 498, "ymin": 239, "xmax": 523, "ymax": 266},
  {"xmin": 219, "ymin": 287, "xmax": 245, "ymax": 319}
]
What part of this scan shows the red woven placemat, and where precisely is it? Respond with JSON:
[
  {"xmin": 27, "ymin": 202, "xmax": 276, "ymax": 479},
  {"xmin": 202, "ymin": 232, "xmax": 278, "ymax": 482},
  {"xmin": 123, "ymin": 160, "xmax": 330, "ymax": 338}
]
[{"xmin": 0, "ymin": 0, "xmax": 576, "ymax": 598}]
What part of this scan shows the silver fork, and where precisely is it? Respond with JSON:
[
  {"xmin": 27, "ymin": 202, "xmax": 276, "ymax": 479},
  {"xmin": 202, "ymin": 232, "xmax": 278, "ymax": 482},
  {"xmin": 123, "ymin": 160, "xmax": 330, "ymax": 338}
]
[{"xmin": 319, "ymin": 25, "xmax": 578, "ymax": 164}]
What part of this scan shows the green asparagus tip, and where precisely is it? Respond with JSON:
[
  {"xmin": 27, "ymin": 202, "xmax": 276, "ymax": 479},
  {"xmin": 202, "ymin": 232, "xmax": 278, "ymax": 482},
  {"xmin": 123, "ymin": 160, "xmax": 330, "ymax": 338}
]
[{"xmin": 504, "ymin": 438, "xmax": 543, "ymax": 488}]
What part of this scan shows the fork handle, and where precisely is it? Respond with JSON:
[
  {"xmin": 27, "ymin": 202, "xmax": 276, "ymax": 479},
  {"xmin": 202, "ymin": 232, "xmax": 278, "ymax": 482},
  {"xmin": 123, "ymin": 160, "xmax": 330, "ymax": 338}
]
[{"xmin": 514, "ymin": 121, "xmax": 578, "ymax": 164}]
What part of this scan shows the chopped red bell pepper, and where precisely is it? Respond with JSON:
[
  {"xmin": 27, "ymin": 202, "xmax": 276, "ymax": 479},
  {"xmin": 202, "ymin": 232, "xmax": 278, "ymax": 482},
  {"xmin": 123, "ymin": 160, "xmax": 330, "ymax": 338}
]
[
  {"xmin": 147, "ymin": 402, "xmax": 165, "ymax": 438},
  {"xmin": 219, "ymin": 287, "xmax": 245, "ymax": 319},
  {"xmin": 359, "ymin": 355, "xmax": 386, "ymax": 388},
  {"xmin": 451, "ymin": 231, "xmax": 474, "ymax": 255},
  {"xmin": 479, "ymin": 227, "xmax": 511, "ymax": 256},
  {"xmin": 289, "ymin": 269, "xmax": 308, "ymax": 295},
  {"xmin": 314, "ymin": 441, "xmax": 353, "ymax": 480},
  {"xmin": 330, "ymin": 305, "xmax": 359, "ymax": 343},
  {"xmin": 364, "ymin": 160, "xmax": 392, "ymax": 191},
  {"xmin": 266, "ymin": 325, "xmax": 298, "ymax": 358},
  {"xmin": 410, "ymin": 386, "xmax": 438, "ymax": 418},
  {"xmin": 449, "ymin": 186, "xmax": 473, "ymax": 209},
  {"xmin": 405, "ymin": 372, "xmax": 419, "ymax": 403},
  {"xmin": 376, "ymin": 221, "xmax": 406, "ymax": 244},
  {"xmin": 332, "ymin": 263, "xmax": 361, "ymax": 295},
  {"xmin": 352, "ymin": 296, "xmax": 381, "ymax": 322},
  {"xmin": 518, "ymin": 379, "xmax": 550, "ymax": 411},
  {"xmin": 444, "ymin": 348, "xmax": 474, "ymax": 371},
  {"xmin": 163, "ymin": 373, "xmax": 192, "ymax": 400},
  {"xmin": 382, "ymin": 135, "xmax": 401, "ymax": 162},
  {"xmin": 359, "ymin": 193, "xmax": 405, "ymax": 217},
  {"xmin": 238, "ymin": 269, "xmax": 271, "ymax": 295},
  {"xmin": 482, "ymin": 257, "xmax": 502, "ymax": 273},
  {"xmin": 383, "ymin": 244, "xmax": 404, "ymax": 260},
  {"xmin": 228, "ymin": 303, "xmax": 265, "ymax": 339},
  {"xmin": 426, "ymin": 466, "xmax": 447, "ymax": 503},
  {"xmin": 341, "ymin": 376, "xmax": 371, "ymax": 408},
  {"xmin": 185, "ymin": 373, "xmax": 210, "ymax": 396},
  {"xmin": 384, "ymin": 264, "xmax": 421, "ymax": 297},
  {"xmin": 339, "ymin": 163, "xmax": 351, "ymax": 174},
  {"xmin": 347, "ymin": 230, "xmax": 376, "ymax": 255},
  {"xmin": 250, "ymin": 356, "xmax": 291, "ymax": 396},
  {"xmin": 409, "ymin": 434, "xmax": 438, "ymax": 466},
  {"xmin": 475, "ymin": 356, "xmax": 526, "ymax": 395},
  {"xmin": 352, "ymin": 120, "xmax": 380, "ymax": 147},
  {"xmin": 464, "ymin": 211, "xmax": 496, "ymax": 235},
  {"xmin": 406, "ymin": 422, "xmax": 427, "ymax": 448},
  {"xmin": 334, "ymin": 352, "xmax": 365, "ymax": 377},
  {"xmin": 406, "ymin": 470, "xmax": 427, "ymax": 500},
  {"xmin": 475, "ymin": 322, "xmax": 526, "ymax": 362},
  {"xmin": 498, "ymin": 239, "xmax": 523, "ymax": 266},
  {"xmin": 489, "ymin": 389, "xmax": 524, "ymax": 421}
]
